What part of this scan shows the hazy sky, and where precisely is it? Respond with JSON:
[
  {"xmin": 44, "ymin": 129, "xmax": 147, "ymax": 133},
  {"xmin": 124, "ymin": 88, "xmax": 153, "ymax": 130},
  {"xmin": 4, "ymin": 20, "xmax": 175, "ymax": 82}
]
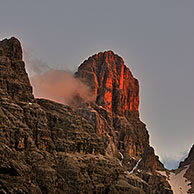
[{"xmin": 1, "ymin": 0, "xmax": 194, "ymax": 169}]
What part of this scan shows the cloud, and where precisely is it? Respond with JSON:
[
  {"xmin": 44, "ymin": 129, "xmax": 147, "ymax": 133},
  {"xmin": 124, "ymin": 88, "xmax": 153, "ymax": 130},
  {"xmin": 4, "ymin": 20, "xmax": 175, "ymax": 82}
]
[
  {"xmin": 30, "ymin": 69, "xmax": 95, "ymax": 106},
  {"xmin": 24, "ymin": 49, "xmax": 94, "ymax": 106},
  {"xmin": 161, "ymin": 150, "xmax": 188, "ymax": 170},
  {"xmin": 24, "ymin": 49, "xmax": 50, "ymax": 76}
]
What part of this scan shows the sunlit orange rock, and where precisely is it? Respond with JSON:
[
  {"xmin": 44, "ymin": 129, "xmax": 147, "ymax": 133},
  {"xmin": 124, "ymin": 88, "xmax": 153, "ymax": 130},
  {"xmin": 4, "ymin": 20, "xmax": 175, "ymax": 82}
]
[
  {"xmin": 75, "ymin": 50, "xmax": 139, "ymax": 116},
  {"xmin": 75, "ymin": 51, "xmax": 149, "ymax": 161},
  {"xmin": 75, "ymin": 51, "xmax": 166, "ymax": 179}
]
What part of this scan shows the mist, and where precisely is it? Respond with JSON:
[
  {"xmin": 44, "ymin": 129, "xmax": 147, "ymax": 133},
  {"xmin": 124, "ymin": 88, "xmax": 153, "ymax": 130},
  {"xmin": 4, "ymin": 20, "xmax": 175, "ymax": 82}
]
[
  {"xmin": 161, "ymin": 150, "xmax": 188, "ymax": 170},
  {"xmin": 24, "ymin": 49, "xmax": 50, "ymax": 76},
  {"xmin": 30, "ymin": 69, "xmax": 95, "ymax": 106}
]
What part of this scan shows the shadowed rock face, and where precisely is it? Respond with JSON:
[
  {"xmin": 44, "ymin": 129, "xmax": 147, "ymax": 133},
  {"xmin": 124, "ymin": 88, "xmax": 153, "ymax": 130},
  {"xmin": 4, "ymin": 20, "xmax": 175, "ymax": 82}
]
[
  {"xmin": 0, "ymin": 37, "xmax": 34, "ymax": 102},
  {"xmin": 0, "ymin": 37, "xmax": 173, "ymax": 194}
]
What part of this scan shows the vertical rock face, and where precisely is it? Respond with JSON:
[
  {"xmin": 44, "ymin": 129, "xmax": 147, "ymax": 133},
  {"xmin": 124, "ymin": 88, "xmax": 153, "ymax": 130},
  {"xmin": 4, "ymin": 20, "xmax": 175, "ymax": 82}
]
[
  {"xmin": 75, "ymin": 51, "xmax": 164, "ymax": 170},
  {"xmin": 76, "ymin": 51, "xmax": 139, "ymax": 117},
  {"xmin": 0, "ymin": 37, "xmax": 132, "ymax": 194},
  {"xmin": 75, "ymin": 51, "xmax": 173, "ymax": 194},
  {"xmin": 76, "ymin": 51, "xmax": 148, "ymax": 157},
  {"xmin": 0, "ymin": 37, "xmax": 147, "ymax": 194},
  {"xmin": 0, "ymin": 37, "xmax": 34, "ymax": 102},
  {"xmin": 76, "ymin": 51, "xmax": 143, "ymax": 160}
]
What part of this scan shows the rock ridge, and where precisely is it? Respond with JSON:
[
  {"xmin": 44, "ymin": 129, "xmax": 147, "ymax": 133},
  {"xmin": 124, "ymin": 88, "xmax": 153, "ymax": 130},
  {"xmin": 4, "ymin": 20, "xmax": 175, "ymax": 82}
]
[
  {"xmin": 75, "ymin": 50, "xmax": 172, "ymax": 193},
  {"xmin": 0, "ymin": 37, "xmax": 173, "ymax": 194}
]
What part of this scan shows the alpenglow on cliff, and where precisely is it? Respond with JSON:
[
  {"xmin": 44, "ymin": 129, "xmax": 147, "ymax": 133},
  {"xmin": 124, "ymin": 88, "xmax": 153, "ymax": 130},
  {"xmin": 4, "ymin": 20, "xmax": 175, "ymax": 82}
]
[{"xmin": 0, "ymin": 37, "xmax": 193, "ymax": 194}]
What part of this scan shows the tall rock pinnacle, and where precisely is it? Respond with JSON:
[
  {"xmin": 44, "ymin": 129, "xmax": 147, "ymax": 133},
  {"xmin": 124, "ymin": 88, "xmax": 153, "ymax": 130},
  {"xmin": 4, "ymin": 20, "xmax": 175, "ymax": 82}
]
[
  {"xmin": 76, "ymin": 51, "xmax": 150, "ymax": 161},
  {"xmin": 0, "ymin": 37, "xmax": 34, "ymax": 102},
  {"xmin": 75, "ymin": 50, "xmax": 139, "ymax": 117},
  {"xmin": 75, "ymin": 51, "xmax": 171, "ymax": 193}
]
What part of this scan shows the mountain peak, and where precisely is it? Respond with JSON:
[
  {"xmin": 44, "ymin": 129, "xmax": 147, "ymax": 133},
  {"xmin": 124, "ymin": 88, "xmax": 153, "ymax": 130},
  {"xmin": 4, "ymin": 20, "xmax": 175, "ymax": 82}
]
[
  {"xmin": 0, "ymin": 37, "xmax": 22, "ymax": 60},
  {"xmin": 0, "ymin": 37, "xmax": 34, "ymax": 102},
  {"xmin": 76, "ymin": 50, "xmax": 139, "ymax": 117},
  {"xmin": 0, "ymin": 38, "xmax": 175, "ymax": 194}
]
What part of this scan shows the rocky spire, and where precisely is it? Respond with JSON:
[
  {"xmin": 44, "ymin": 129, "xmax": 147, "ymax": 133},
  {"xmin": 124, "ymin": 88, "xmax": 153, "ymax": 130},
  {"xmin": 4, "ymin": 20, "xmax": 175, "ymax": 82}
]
[
  {"xmin": 75, "ymin": 50, "xmax": 139, "ymax": 117},
  {"xmin": 0, "ymin": 37, "xmax": 34, "ymax": 102}
]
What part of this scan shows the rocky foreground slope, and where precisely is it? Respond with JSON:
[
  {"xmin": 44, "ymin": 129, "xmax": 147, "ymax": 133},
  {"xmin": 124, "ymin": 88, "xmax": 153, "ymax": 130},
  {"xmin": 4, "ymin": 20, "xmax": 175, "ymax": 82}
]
[
  {"xmin": 0, "ymin": 37, "xmax": 192, "ymax": 194},
  {"xmin": 156, "ymin": 145, "xmax": 194, "ymax": 194},
  {"xmin": 178, "ymin": 144, "xmax": 194, "ymax": 193}
]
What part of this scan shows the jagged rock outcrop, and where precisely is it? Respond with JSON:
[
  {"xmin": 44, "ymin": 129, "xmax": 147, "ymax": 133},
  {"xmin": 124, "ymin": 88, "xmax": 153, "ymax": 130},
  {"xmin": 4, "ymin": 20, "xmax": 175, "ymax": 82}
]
[
  {"xmin": 0, "ymin": 37, "xmax": 34, "ymax": 102},
  {"xmin": 0, "ymin": 37, "xmax": 173, "ymax": 194},
  {"xmin": 75, "ymin": 51, "xmax": 139, "ymax": 117},
  {"xmin": 75, "ymin": 51, "xmax": 164, "ymax": 167},
  {"xmin": 75, "ymin": 51, "xmax": 148, "ymax": 158},
  {"xmin": 1, "ymin": 37, "xmax": 151, "ymax": 194},
  {"xmin": 75, "ymin": 51, "xmax": 172, "ymax": 193}
]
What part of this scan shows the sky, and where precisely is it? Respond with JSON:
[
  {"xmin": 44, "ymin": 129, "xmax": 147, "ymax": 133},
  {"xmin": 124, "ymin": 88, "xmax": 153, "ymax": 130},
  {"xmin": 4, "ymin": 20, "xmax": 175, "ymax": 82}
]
[{"xmin": 0, "ymin": 0, "xmax": 194, "ymax": 169}]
